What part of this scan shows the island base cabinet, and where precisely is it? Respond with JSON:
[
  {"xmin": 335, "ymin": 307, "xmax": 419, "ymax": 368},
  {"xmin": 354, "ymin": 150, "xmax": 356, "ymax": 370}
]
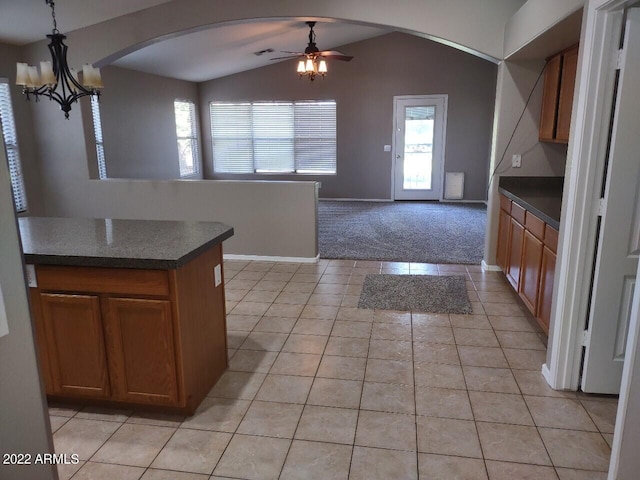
[
  {"xmin": 30, "ymin": 243, "xmax": 228, "ymax": 415},
  {"xmin": 103, "ymin": 298, "xmax": 179, "ymax": 406},
  {"xmin": 40, "ymin": 294, "xmax": 110, "ymax": 399}
]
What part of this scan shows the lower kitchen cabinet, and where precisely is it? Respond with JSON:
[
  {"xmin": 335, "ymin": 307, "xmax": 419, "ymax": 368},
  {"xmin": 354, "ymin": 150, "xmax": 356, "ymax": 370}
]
[
  {"xmin": 506, "ymin": 218, "xmax": 524, "ymax": 290},
  {"xmin": 496, "ymin": 194, "xmax": 558, "ymax": 334},
  {"xmin": 496, "ymin": 208, "xmax": 511, "ymax": 271},
  {"xmin": 520, "ymin": 230, "xmax": 544, "ymax": 313},
  {"xmin": 537, "ymin": 246, "xmax": 557, "ymax": 332}
]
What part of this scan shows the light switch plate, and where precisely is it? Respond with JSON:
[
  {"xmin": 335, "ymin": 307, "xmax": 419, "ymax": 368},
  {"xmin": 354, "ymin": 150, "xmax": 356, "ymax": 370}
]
[
  {"xmin": 384, "ymin": 145, "xmax": 391, "ymax": 152},
  {"xmin": 25, "ymin": 264, "xmax": 37, "ymax": 288},
  {"xmin": 214, "ymin": 264, "xmax": 222, "ymax": 287}
]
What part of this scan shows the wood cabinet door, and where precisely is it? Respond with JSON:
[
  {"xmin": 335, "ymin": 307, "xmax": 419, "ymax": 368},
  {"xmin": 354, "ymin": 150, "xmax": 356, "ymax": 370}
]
[
  {"xmin": 103, "ymin": 297, "xmax": 179, "ymax": 406},
  {"xmin": 537, "ymin": 246, "xmax": 556, "ymax": 334},
  {"xmin": 506, "ymin": 218, "xmax": 525, "ymax": 290},
  {"xmin": 556, "ymin": 46, "xmax": 579, "ymax": 142},
  {"xmin": 519, "ymin": 230, "xmax": 544, "ymax": 314},
  {"xmin": 539, "ymin": 54, "xmax": 562, "ymax": 141},
  {"xmin": 40, "ymin": 293, "xmax": 110, "ymax": 398},
  {"xmin": 496, "ymin": 208, "xmax": 511, "ymax": 271}
]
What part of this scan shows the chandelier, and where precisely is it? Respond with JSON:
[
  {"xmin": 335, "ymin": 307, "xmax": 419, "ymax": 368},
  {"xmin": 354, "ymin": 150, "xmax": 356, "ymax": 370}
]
[{"xmin": 16, "ymin": 0, "xmax": 103, "ymax": 119}]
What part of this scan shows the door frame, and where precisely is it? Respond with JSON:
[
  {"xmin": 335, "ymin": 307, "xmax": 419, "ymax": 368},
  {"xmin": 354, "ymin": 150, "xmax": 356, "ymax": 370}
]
[
  {"xmin": 390, "ymin": 94, "xmax": 448, "ymax": 201},
  {"xmin": 543, "ymin": 0, "xmax": 628, "ymax": 391}
]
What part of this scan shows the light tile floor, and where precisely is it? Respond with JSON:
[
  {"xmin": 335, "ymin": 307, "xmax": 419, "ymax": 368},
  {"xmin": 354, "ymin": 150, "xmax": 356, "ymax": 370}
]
[{"xmin": 50, "ymin": 259, "xmax": 618, "ymax": 480}]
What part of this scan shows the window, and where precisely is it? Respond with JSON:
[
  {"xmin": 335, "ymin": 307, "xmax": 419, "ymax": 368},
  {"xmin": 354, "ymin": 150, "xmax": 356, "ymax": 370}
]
[
  {"xmin": 90, "ymin": 96, "xmax": 107, "ymax": 179},
  {"xmin": 210, "ymin": 100, "xmax": 337, "ymax": 174},
  {"xmin": 0, "ymin": 78, "xmax": 27, "ymax": 212},
  {"xmin": 174, "ymin": 100, "xmax": 200, "ymax": 177}
]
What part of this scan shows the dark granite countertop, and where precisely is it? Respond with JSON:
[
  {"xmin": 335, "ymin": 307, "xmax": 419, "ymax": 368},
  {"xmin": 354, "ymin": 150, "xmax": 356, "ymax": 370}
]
[
  {"xmin": 19, "ymin": 217, "xmax": 234, "ymax": 269},
  {"xmin": 498, "ymin": 177, "xmax": 564, "ymax": 230}
]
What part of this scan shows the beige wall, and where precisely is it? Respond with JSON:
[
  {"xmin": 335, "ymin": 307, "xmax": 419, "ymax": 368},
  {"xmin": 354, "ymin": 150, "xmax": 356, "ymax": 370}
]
[
  {"xmin": 200, "ymin": 32, "xmax": 497, "ymax": 201},
  {"xmin": 483, "ymin": 59, "xmax": 568, "ymax": 265},
  {"xmin": 26, "ymin": 0, "xmax": 526, "ymax": 66},
  {"xmin": 0, "ymin": 136, "xmax": 56, "ymax": 480},
  {"xmin": 97, "ymin": 66, "xmax": 201, "ymax": 179},
  {"xmin": 504, "ymin": 0, "xmax": 584, "ymax": 58}
]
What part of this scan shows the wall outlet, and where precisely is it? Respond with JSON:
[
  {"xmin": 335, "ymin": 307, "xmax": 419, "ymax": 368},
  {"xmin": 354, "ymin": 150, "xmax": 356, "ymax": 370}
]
[
  {"xmin": 25, "ymin": 264, "xmax": 37, "ymax": 288},
  {"xmin": 383, "ymin": 145, "xmax": 391, "ymax": 152},
  {"xmin": 214, "ymin": 264, "xmax": 222, "ymax": 287},
  {"xmin": 512, "ymin": 154, "xmax": 522, "ymax": 168}
]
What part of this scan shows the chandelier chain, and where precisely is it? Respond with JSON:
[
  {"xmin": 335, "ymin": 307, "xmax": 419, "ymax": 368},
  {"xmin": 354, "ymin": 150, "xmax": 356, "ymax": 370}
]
[{"xmin": 47, "ymin": 0, "xmax": 59, "ymax": 34}]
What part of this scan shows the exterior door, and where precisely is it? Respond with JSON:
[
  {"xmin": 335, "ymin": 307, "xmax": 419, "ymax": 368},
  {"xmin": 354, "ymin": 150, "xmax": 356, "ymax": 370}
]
[
  {"xmin": 581, "ymin": 9, "xmax": 640, "ymax": 393},
  {"xmin": 393, "ymin": 95, "xmax": 447, "ymax": 200}
]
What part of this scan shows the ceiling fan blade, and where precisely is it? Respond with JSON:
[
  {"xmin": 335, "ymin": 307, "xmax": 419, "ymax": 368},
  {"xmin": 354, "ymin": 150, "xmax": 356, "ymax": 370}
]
[
  {"xmin": 279, "ymin": 51, "xmax": 305, "ymax": 55},
  {"xmin": 270, "ymin": 55, "xmax": 302, "ymax": 60},
  {"xmin": 319, "ymin": 51, "xmax": 354, "ymax": 61}
]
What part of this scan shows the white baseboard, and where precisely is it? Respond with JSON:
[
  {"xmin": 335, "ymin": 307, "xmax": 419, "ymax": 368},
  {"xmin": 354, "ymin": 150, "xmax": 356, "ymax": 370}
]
[
  {"xmin": 542, "ymin": 363, "xmax": 554, "ymax": 388},
  {"xmin": 481, "ymin": 260, "xmax": 502, "ymax": 272},
  {"xmin": 320, "ymin": 198, "xmax": 488, "ymax": 204},
  {"xmin": 320, "ymin": 198, "xmax": 393, "ymax": 202},
  {"xmin": 441, "ymin": 199, "xmax": 488, "ymax": 204},
  {"xmin": 224, "ymin": 254, "xmax": 320, "ymax": 264}
]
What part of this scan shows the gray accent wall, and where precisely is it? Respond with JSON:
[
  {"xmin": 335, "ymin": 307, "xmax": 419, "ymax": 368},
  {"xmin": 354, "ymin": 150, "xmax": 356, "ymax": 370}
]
[
  {"xmin": 199, "ymin": 32, "xmax": 498, "ymax": 201},
  {"xmin": 98, "ymin": 66, "xmax": 202, "ymax": 180},
  {"xmin": 0, "ymin": 42, "xmax": 44, "ymax": 215}
]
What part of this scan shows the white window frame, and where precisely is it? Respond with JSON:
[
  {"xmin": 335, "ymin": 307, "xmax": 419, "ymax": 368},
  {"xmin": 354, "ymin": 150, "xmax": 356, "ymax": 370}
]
[
  {"xmin": 210, "ymin": 100, "xmax": 337, "ymax": 175},
  {"xmin": 0, "ymin": 78, "xmax": 27, "ymax": 213},
  {"xmin": 174, "ymin": 99, "xmax": 200, "ymax": 178},
  {"xmin": 90, "ymin": 95, "xmax": 107, "ymax": 179}
]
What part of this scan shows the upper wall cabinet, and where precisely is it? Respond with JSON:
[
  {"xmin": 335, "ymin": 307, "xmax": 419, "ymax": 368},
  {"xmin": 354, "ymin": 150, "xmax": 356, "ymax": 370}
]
[{"xmin": 539, "ymin": 45, "xmax": 579, "ymax": 143}]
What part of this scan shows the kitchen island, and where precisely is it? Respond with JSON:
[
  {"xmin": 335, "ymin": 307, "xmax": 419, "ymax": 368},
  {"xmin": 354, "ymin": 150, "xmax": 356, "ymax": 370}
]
[{"xmin": 20, "ymin": 217, "xmax": 234, "ymax": 415}]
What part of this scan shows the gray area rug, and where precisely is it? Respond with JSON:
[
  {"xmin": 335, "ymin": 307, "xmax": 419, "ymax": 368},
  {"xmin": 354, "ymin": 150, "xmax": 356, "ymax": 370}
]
[
  {"xmin": 358, "ymin": 274, "xmax": 472, "ymax": 314},
  {"xmin": 319, "ymin": 201, "xmax": 486, "ymax": 264}
]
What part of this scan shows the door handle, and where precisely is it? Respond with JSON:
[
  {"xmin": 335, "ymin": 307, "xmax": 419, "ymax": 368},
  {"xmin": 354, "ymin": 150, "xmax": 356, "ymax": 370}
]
[{"xmin": 396, "ymin": 154, "xmax": 401, "ymax": 159}]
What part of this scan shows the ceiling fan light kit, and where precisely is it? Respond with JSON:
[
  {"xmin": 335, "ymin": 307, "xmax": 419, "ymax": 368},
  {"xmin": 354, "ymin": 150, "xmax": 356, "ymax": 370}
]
[
  {"xmin": 273, "ymin": 21, "xmax": 353, "ymax": 82},
  {"xmin": 16, "ymin": 0, "xmax": 103, "ymax": 119}
]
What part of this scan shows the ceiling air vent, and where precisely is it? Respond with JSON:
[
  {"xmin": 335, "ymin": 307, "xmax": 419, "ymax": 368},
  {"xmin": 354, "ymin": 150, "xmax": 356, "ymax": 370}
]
[{"xmin": 254, "ymin": 48, "xmax": 275, "ymax": 56}]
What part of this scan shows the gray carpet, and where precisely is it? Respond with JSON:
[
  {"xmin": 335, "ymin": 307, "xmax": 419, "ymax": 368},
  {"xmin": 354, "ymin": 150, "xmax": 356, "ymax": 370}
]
[
  {"xmin": 358, "ymin": 274, "xmax": 472, "ymax": 314},
  {"xmin": 319, "ymin": 201, "xmax": 486, "ymax": 264}
]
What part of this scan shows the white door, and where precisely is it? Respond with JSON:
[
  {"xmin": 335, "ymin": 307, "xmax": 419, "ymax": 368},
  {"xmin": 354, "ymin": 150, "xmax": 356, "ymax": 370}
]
[
  {"xmin": 393, "ymin": 95, "xmax": 447, "ymax": 200},
  {"xmin": 581, "ymin": 9, "xmax": 640, "ymax": 394}
]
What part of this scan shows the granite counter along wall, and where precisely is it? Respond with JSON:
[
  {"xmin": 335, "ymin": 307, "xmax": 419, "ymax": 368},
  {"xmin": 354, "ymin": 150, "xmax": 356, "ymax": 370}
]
[{"xmin": 498, "ymin": 176, "xmax": 564, "ymax": 229}]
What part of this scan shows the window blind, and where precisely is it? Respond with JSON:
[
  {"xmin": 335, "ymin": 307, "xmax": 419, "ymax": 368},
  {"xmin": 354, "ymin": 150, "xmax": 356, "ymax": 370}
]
[
  {"xmin": 0, "ymin": 79, "xmax": 27, "ymax": 213},
  {"xmin": 174, "ymin": 100, "xmax": 200, "ymax": 177},
  {"xmin": 90, "ymin": 95, "xmax": 107, "ymax": 179},
  {"xmin": 210, "ymin": 100, "xmax": 336, "ymax": 174}
]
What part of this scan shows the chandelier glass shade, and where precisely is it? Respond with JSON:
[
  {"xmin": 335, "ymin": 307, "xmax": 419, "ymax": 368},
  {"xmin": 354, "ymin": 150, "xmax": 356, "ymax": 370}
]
[{"xmin": 16, "ymin": 1, "xmax": 103, "ymax": 119}]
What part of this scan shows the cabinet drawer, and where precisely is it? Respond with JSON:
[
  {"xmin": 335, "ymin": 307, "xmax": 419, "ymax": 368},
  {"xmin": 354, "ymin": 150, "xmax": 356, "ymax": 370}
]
[
  {"xmin": 499, "ymin": 195, "xmax": 512, "ymax": 214},
  {"xmin": 544, "ymin": 225, "xmax": 559, "ymax": 253},
  {"xmin": 510, "ymin": 202, "xmax": 526, "ymax": 225},
  {"xmin": 36, "ymin": 265, "xmax": 170, "ymax": 297},
  {"xmin": 525, "ymin": 212, "xmax": 545, "ymax": 240}
]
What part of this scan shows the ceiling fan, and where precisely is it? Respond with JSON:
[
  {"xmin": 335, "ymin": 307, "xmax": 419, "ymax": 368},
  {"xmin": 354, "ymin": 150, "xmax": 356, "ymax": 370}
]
[{"xmin": 271, "ymin": 21, "xmax": 354, "ymax": 81}]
